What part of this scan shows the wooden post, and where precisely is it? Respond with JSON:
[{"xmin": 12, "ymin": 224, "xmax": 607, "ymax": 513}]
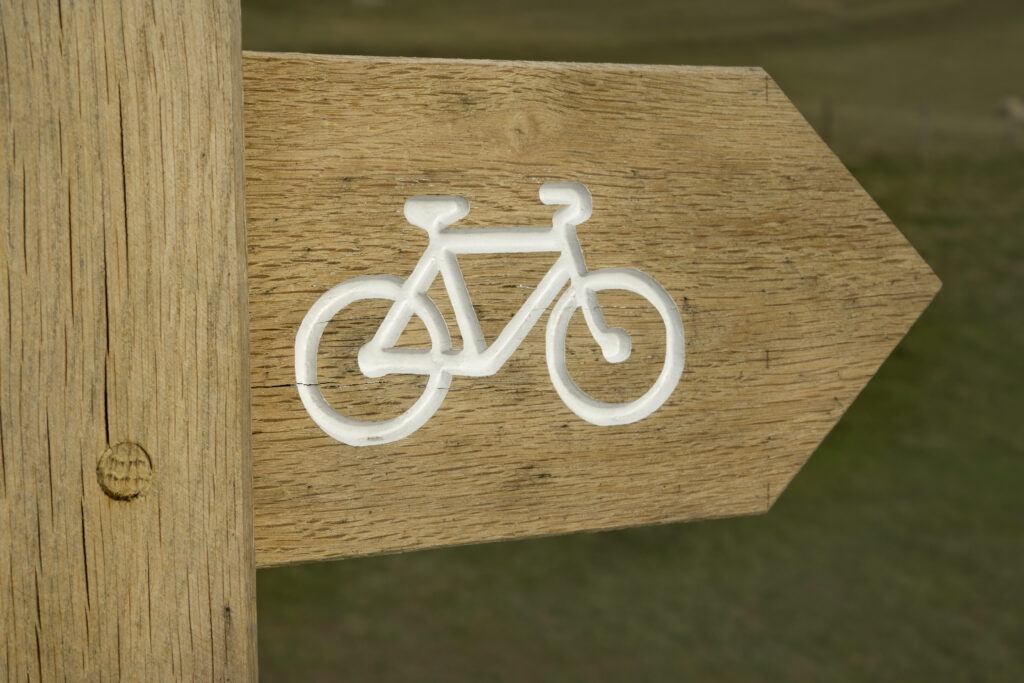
[
  {"xmin": 1, "ymin": 1, "xmax": 256, "ymax": 679},
  {"xmin": 1, "ymin": 3, "xmax": 939, "ymax": 672}
]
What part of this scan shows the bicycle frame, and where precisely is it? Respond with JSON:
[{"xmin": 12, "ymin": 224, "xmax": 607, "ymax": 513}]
[
  {"xmin": 358, "ymin": 220, "xmax": 617, "ymax": 379},
  {"xmin": 296, "ymin": 181, "xmax": 684, "ymax": 446}
]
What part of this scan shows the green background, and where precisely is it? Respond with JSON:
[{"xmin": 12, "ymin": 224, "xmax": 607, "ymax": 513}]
[{"xmin": 243, "ymin": 1, "xmax": 1023, "ymax": 680}]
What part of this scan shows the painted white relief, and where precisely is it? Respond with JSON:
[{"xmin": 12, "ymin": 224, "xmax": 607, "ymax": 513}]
[{"xmin": 295, "ymin": 182, "xmax": 685, "ymax": 446}]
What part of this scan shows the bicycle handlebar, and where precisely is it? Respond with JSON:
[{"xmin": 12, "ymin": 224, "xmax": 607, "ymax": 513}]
[{"xmin": 539, "ymin": 182, "xmax": 592, "ymax": 224}]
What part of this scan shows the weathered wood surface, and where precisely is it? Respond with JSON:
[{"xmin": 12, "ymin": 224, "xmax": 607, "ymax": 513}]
[
  {"xmin": 1, "ymin": 2, "xmax": 256, "ymax": 680},
  {"xmin": 243, "ymin": 52, "xmax": 940, "ymax": 568}
]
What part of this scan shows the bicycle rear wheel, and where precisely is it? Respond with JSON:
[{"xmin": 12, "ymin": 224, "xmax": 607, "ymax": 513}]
[
  {"xmin": 295, "ymin": 275, "xmax": 452, "ymax": 446},
  {"xmin": 545, "ymin": 268, "xmax": 684, "ymax": 426}
]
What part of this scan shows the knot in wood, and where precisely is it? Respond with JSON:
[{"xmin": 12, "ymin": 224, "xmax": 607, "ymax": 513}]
[{"xmin": 96, "ymin": 441, "xmax": 153, "ymax": 501}]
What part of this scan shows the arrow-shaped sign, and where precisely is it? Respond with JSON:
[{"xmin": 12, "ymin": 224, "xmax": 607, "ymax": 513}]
[{"xmin": 243, "ymin": 53, "xmax": 940, "ymax": 567}]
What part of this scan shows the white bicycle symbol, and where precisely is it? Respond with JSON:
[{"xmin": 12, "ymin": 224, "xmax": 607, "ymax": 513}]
[{"xmin": 296, "ymin": 182, "xmax": 685, "ymax": 446}]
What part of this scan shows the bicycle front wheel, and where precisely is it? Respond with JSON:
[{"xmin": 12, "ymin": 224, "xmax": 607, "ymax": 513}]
[
  {"xmin": 295, "ymin": 275, "xmax": 452, "ymax": 446},
  {"xmin": 545, "ymin": 268, "xmax": 684, "ymax": 426}
]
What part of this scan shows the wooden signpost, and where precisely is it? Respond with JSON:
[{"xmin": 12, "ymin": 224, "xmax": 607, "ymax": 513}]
[
  {"xmin": 245, "ymin": 53, "xmax": 939, "ymax": 566},
  {"xmin": 2, "ymin": 2, "xmax": 939, "ymax": 680}
]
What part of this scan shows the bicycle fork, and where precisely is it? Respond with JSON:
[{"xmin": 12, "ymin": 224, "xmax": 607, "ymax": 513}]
[{"xmin": 560, "ymin": 224, "xmax": 632, "ymax": 364}]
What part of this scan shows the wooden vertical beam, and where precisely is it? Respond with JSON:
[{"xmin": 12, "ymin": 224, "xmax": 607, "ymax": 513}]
[{"xmin": 1, "ymin": 1, "xmax": 256, "ymax": 679}]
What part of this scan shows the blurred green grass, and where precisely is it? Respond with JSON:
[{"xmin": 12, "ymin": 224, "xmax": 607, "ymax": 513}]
[
  {"xmin": 243, "ymin": 1, "xmax": 1024, "ymax": 680},
  {"xmin": 243, "ymin": 0, "xmax": 1024, "ymax": 159}
]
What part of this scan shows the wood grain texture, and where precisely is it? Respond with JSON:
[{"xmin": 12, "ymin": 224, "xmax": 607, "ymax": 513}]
[
  {"xmin": 1, "ymin": 2, "xmax": 256, "ymax": 680},
  {"xmin": 242, "ymin": 52, "xmax": 940, "ymax": 568}
]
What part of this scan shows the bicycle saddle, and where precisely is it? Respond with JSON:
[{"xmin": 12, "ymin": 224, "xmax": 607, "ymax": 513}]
[{"xmin": 404, "ymin": 195, "xmax": 470, "ymax": 232}]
